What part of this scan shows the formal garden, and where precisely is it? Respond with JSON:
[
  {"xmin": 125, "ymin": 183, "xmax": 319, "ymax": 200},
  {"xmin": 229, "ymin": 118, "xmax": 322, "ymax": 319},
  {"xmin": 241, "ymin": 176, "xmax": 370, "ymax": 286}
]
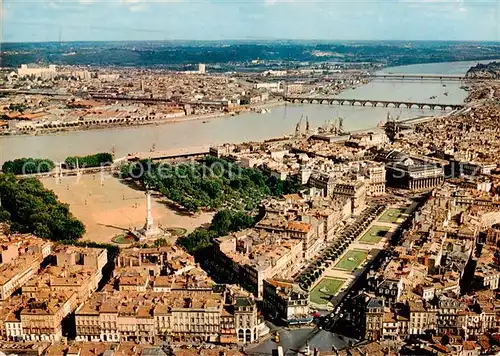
[
  {"xmin": 296, "ymin": 205, "xmax": 386, "ymax": 291},
  {"xmin": 334, "ymin": 249, "xmax": 368, "ymax": 272},
  {"xmin": 310, "ymin": 277, "xmax": 346, "ymax": 305},
  {"xmin": 378, "ymin": 207, "xmax": 406, "ymax": 223},
  {"xmin": 359, "ymin": 225, "xmax": 390, "ymax": 244}
]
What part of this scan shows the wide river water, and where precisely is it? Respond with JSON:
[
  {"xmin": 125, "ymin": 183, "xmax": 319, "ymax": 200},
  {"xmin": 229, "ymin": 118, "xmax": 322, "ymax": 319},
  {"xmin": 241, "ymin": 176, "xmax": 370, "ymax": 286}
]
[{"xmin": 0, "ymin": 59, "xmax": 497, "ymax": 164}]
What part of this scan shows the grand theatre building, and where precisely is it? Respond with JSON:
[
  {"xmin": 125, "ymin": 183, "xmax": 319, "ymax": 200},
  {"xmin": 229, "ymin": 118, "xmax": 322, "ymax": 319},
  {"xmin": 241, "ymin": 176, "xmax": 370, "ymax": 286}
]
[{"xmin": 378, "ymin": 150, "xmax": 445, "ymax": 191}]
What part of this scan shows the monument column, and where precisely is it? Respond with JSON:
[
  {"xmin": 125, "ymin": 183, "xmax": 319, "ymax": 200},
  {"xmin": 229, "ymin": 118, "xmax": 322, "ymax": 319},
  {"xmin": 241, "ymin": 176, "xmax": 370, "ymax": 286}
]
[
  {"xmin": 145, "ymin": 190, "xmax": 154, "ymax": 231},
  {"xmin": 139, "ymin": 189, "xmax": 162, "ymax": 240}
]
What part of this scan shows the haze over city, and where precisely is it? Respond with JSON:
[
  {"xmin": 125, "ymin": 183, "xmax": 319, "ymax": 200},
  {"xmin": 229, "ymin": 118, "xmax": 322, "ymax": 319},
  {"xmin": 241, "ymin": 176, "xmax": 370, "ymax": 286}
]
[{"xmin": 2, "ymin": 0, "xmax": 499, "ymax": 42}]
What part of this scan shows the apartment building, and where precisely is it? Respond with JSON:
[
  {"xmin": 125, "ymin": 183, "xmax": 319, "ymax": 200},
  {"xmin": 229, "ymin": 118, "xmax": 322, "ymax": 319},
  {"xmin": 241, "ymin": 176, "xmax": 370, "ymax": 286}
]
[
  {"xmin": 0, "ymin": 245, "xmax": 107, "ymax": 343},
  {"xmin": 117, "ymin": 245, "xmax": 195, "ymax": 277},
  {"xmin": 359, "ymin": 162, "xmax": 386, "ymax": 196},
  {"xmin": 17, "ymin": 64, "xmax": 57, "ymax": 79},
  {"xmin": 75, "ymin": 288, "xmax": 260, "ymax": 344},
  {"xmin": 21, "ymin": 291, "xmax": 77, "ymax": 342},
  {"xmin": 262, "ymin": 279, "xmax": 311, "ymax": 325},
  {"xmin": 254, "ymin": 204, "xmax": 324, "ymax": 259},
  {"xmin": 0, "ymin": 236, "xmax": 53, "ymax": 301},
  {"xmin": 215, "ymin": 229, "xmax": 303, "ymax": 297}
]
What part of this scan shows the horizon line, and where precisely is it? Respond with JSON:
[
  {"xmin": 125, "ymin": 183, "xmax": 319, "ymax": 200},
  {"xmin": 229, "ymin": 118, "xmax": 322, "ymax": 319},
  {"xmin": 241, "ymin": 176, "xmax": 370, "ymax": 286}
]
[{"xmin": 3, "ymin": 39, "xmax": 500, "ymax": 44}]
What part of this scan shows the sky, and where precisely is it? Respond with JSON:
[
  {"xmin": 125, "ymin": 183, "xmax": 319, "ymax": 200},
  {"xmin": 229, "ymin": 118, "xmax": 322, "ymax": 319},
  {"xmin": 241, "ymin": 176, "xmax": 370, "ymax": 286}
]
[{"xmin": 1, "ymin": 0, "xmax": 499, "ymax": 42}]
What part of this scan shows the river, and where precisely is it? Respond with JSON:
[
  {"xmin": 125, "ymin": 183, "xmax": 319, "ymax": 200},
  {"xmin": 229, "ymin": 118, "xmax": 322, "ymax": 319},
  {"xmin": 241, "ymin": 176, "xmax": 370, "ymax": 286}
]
[{"xmin": 0, "ymin": 59, "xmax": 496, "ymax": 164}]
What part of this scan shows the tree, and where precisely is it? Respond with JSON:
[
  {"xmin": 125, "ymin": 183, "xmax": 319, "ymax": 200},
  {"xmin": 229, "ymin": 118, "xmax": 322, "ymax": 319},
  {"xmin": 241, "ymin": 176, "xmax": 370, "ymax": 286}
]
[
  {"xmin": 0, "ymin": 207, "xmax": 10, "ymax": 222},
  {"xmin": 120, "ymin": 157, "xmax": 303, "ymax": 213},
  {"xmin": 2, "ymin": 158, "xmax": 55, "ymax": 175},
  {"xmin": 0, "ymin": 174, "xmax": 85, "ymax": 240},
  {"xmin": 65, "ymin": 152, "xmax": 113, "ymax": 169},
  {"xmin": 177, "ymin": 228, "xmax": 216, "ymax": 254},
  {"xmin": 211, "ymin": 210, "xmax": 233, "ymax": 236},
  {"xmin": 153, "ymin": 238, "xmax": 169, "ymax": 247}
]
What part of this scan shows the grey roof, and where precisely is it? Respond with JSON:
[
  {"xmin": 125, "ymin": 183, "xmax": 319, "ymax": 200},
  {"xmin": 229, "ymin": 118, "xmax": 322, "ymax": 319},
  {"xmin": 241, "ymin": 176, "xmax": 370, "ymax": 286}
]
[
  {"xmin": 367, "ymin": 297, "xmax": 384, "ymax": 309},
  {"xmin": 235, "ymin": 296, "xmax": 254, "ymax": 307},
  {"xmin": 141, "ymin": 348, "xmax": 169, "ymax": 356},
  {"xmin": 385, "ymin": 150, "xmax": 410, "ymax": 163}
]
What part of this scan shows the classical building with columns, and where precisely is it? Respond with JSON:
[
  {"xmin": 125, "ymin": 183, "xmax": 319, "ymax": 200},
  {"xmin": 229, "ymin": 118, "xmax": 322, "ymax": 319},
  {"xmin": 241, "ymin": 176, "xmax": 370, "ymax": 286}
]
[{"xmin": 377, "ymin": 150, "xmax": 444, "ymax": 191}]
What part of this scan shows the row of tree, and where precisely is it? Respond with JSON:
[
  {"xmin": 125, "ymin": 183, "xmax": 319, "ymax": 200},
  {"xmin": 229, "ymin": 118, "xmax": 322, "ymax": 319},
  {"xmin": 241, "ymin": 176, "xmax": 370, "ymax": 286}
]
[
  {"xmin": 121, "ymin": 156, "xmax": 303, "ymax": 213},
  {"xmin": 64, "ymin": 152, "xmax": 113, "ymax": 169},
  {"xmin": 177, "ymin": 209, "xmax": 255, "ymax": 254},
  {"xmin": 2, "ymin": 158, "xmax": 55, "ymax": 175},
  {"xmin": 0, "ymin": 174, "xmax": 85, "ymax": 240},
  {"xmin": 1, "ymin": 152, "xmax": 114, "ymax": 175}
]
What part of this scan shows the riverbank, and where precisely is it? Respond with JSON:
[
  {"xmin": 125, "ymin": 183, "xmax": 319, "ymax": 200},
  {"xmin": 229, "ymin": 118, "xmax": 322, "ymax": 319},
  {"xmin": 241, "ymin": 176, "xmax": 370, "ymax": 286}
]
[{"xmin": 0, "ymin": 100, "xmax": 287, "ymax": 138}]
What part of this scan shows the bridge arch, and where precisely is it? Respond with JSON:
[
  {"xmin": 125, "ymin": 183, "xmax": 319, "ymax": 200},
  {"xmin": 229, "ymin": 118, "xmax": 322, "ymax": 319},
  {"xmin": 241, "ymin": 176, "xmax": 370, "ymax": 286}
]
[
  {"xmin": 375, "ymin": 102, "xmax": 385, "ymax": 108},
  {"xmin": 422, "ymin": 104, "xmax": 431, "ymax": 110},
  {"xmin": 341, "ymin": 100, "xmax": 352, "ymax": 106},
  {"xmin": 398, "ymin": 103, "xmax": 409, "ymax": 109},
  {"xmin": 321, "ymin": 99, "xmax": 329, "ymax": 105},
  {"xmin": 386, "ymin": 103, "xmax": 396, "ymax": 108},
  {"xmin": 353, "ymin": 101, "xmax": 363, "ymax": 106},
  {"xmin": 445, "ymin": 106, "xmax": 454, "ymax": 111},
  {"xmin": 409, "ymin": 104, "xmax": 420, "ymax": 109},
  {"xmin": 293, "ymin": 99, "xmax": 300, "ymax": 104},
  {"xmin": 363, "ymin": 101, "xmax": 374, "ymax": 107},
  {"xmin": 331, "ymin": 100, "xmax": 340, "ymax": 105},
  {"xmin": 434, "ymin": 105, "xmax": 443, "ymax": 110},
  {"xmin": 311, "ymin": 99, "xmax": 319, "ymax": 104}
]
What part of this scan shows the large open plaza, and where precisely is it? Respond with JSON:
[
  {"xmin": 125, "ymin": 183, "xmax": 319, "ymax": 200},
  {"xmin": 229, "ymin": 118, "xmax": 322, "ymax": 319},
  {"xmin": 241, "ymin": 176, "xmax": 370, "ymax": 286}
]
[
  {"xmin": 334, "ymin": 250, "xmax": 369, "ymax": 272},
  {"xmin": 359, "ymin": 225, "xmax": 390, "ymax": 244},
  {"xmin": 41, "ymin": 174, "xmax": 214, "ymax": 243},
  {"xmin": 310, "ymin": 277, "xmax": 346, "ymax": 306}
]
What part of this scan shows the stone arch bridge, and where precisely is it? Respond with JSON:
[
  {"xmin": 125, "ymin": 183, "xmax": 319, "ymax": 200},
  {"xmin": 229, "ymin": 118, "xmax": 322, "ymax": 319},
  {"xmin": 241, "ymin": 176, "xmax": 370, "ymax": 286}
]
[{"xmin": 284, "ymin": 97, "xmax": 464, "ymax": 111}]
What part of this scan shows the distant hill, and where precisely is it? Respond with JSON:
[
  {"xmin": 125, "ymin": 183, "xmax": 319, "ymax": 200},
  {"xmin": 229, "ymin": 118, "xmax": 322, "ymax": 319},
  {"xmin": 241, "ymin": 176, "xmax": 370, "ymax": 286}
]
[
  {"xmin": 466, "ymin": 61, "xmax": 500, "ymax": 79},
  {"xmin": 1, "ymin": 41, "xmax": 500, "ymax": 69}
]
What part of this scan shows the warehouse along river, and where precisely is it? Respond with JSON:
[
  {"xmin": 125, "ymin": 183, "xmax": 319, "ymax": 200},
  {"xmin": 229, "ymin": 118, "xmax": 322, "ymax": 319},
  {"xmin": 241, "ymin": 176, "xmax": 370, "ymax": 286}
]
[{"xmin": 0, "ymin": 59, "xmax": 495, "ymax": 164}]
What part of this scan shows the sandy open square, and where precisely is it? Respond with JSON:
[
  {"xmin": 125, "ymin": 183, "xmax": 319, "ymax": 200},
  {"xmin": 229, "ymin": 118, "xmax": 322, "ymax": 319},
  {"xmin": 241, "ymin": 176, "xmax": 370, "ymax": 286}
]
[{"xmin": 41, "ymin": 174, "xmax": 214, "ymax": 244}]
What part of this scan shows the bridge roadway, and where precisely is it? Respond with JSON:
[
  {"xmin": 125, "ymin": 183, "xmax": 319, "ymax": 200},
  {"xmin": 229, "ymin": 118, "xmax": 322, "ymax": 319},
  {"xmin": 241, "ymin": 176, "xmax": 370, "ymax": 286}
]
[
  {"xmin": 284, "ymin": 96, "xmax": 464, "ymax": 110},
  {"xmin": 364, "ymin": 73, "xmax": 467, "ymax": 81}
]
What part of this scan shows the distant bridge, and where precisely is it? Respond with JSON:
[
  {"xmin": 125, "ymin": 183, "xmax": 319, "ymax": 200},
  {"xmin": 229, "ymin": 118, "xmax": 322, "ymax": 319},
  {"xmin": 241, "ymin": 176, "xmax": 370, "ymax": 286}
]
[
  {"xmin": 284, "ymin": 97, "xmax": 465, "ymax": 111},
  {"xmin": 363, "ymin": 74, "xmax": 468, "ymax": 81}
]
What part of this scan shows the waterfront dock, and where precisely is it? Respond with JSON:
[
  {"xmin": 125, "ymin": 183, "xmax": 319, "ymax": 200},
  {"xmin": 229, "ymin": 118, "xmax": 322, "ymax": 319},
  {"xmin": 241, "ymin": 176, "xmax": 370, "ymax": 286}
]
[{"xmin": 126, "ymin": 146, "xmax": 211, "ymax": 162}]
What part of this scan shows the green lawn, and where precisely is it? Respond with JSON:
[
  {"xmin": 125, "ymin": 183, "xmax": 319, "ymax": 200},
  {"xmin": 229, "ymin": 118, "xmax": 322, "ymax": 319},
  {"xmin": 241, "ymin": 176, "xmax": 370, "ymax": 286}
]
[
  {"xmin": 334, "ymin": 250, "xmax": 368, "ymax": 271},
  {"xmin": 359, "ymin": 225, "xmax": 390, "ymax": 244},
  {"xmin": 165, "ymin": 227, "xmax": 188, "ymax": 236},
  {"xmin": 112, "ymin": 234, "xmax": 135, "ymax": 244},
  {"xmin": 378, "ymin": 208, "xmax": 406, "ymax": 223},
  {"xmin": 310, "ymin": 278, "xmax": 346, "ymax": 305}
]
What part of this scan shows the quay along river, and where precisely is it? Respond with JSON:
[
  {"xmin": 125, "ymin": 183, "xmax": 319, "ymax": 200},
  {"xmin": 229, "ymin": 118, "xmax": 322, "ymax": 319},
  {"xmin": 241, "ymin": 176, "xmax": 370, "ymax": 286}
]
[{"xmin": 0, "ymin": 59, "xmax": 497, "ymax": 164}]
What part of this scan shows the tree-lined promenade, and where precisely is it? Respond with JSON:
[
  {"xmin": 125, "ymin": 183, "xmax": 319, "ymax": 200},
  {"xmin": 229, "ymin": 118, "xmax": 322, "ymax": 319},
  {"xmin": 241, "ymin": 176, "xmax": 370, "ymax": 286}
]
[{"xmin": 1, "ymin": 153, "xmax": 114, "ymax": 175}]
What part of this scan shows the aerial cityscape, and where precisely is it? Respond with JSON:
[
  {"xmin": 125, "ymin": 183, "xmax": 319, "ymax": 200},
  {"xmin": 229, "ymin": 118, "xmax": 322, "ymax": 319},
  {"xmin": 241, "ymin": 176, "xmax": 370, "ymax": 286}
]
[{"xmin": 1, "ymin": 1, "xmax": 500, "ymax": 355}]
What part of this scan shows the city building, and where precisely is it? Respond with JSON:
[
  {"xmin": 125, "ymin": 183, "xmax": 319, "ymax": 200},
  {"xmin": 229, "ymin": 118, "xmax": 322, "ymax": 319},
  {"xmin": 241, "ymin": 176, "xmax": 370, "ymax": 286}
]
[
  {"xmin": 377, "ymin": 150, "xmax": 445, "ymax": 190},
  {"xmin": 262, "ymin": 279, "xmax": 311, "ymax": 325},
  {"xmin": 215, "ymin": 229, "xmax": 303, "ymax": 297},
  {"xmin": 0, "ymin": 235, "xmax": 53, "ymax": 301},
  {"xmin": 75, "ymin": 287, "xmax": 261, "ymax": 344},
  {"xmin": 17, "ymin": 64, "xmax": 57, "ymax": 79}
]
